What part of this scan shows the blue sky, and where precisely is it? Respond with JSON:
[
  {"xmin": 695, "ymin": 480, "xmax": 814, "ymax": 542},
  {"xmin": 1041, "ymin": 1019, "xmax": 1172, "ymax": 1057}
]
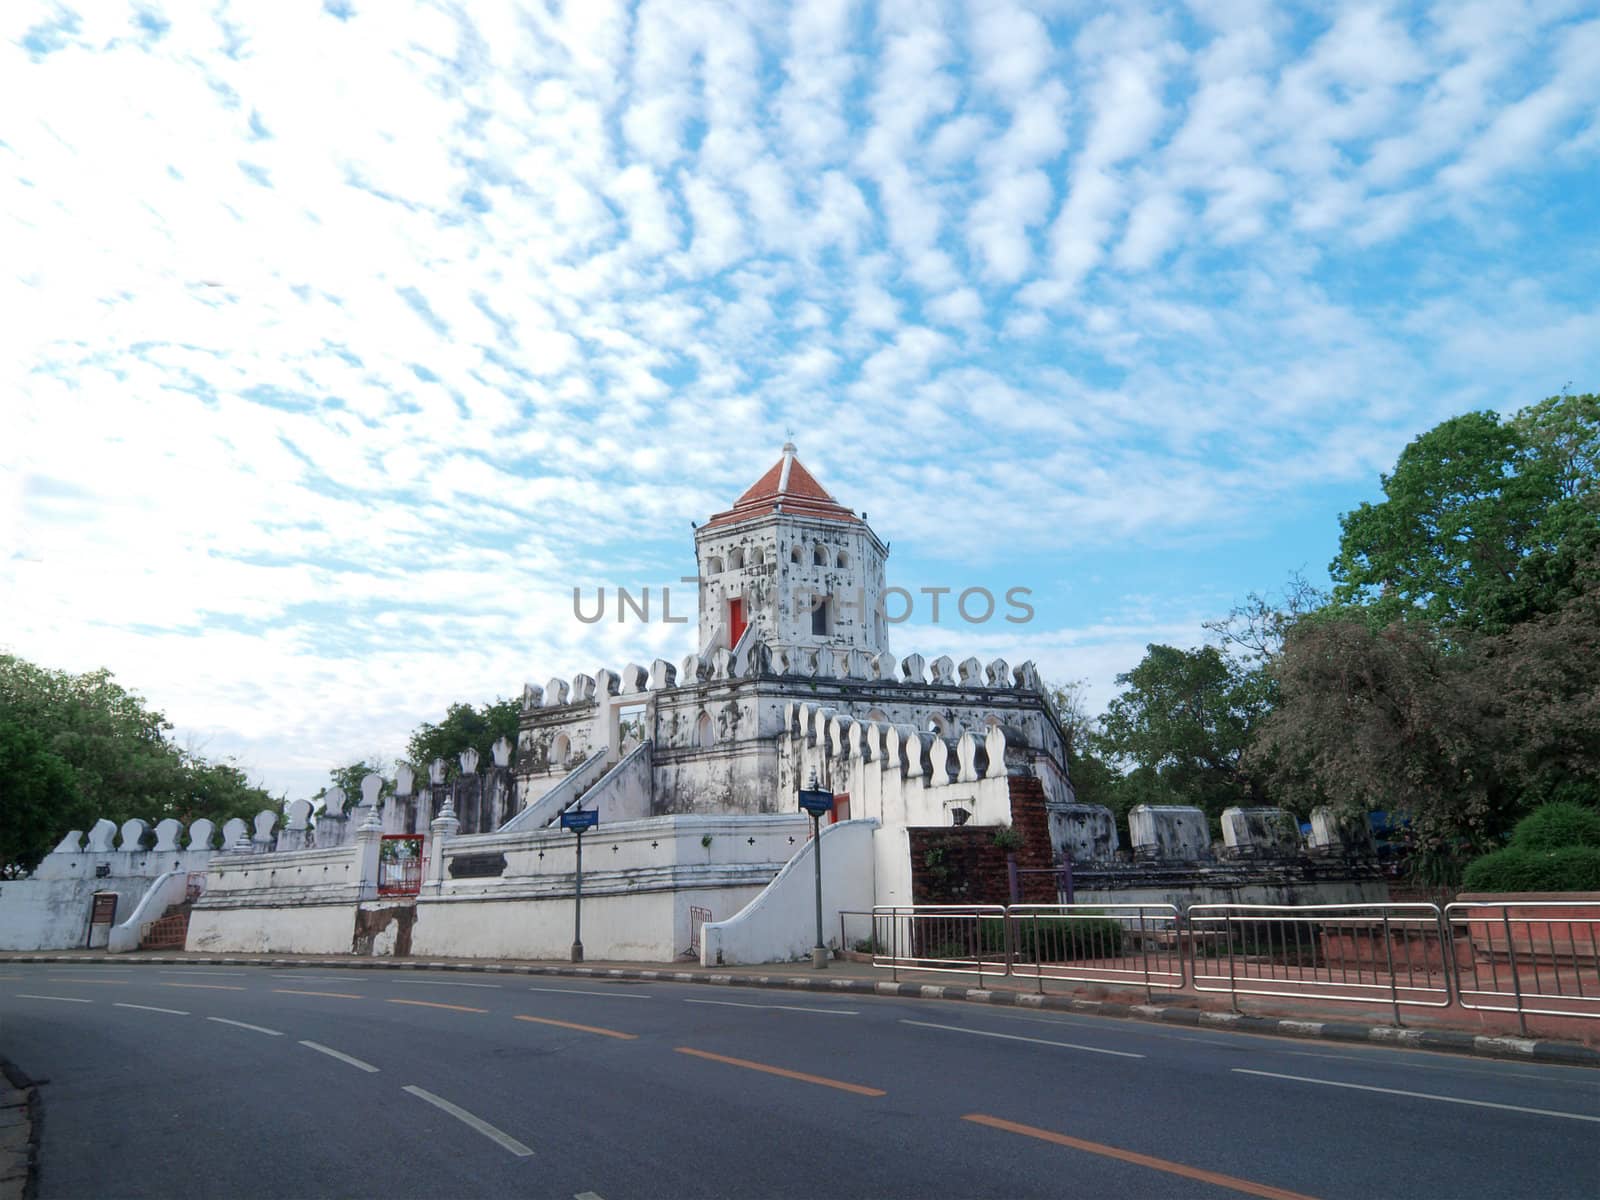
[{"xmin": 3, "ymin": 0, "xmax": 1597, "ymax": 800}]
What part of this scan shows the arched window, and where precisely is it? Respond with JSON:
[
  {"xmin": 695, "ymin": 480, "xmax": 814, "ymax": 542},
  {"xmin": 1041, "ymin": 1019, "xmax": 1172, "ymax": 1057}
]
[
  {"xmin": 926, "ymin": 715, "xmax": 950, "ymax": 737},
  {"xmin": 751, "ymin": 546, "xmax": 765, "ymax": 566},
  {"xmin": 551, "ymin": 733, "xmax": 571, "ymax": 768},
  {"xmin": 729, "ymin": 548, "xmax": 745, "ymax": 569},
  {"xmin": 695, "ymin": 712, "xmax": 715, "ymax": 749},
  {"xmin": 836, "ymin": 549, "xmax": 849, "ymax": 569},
  {"xmin": 865, "ymin": 708, "xmax": 889, "ymax": 726},
  {"xmin": 790, "ymin": 545, "xmax": 802, "ymax": 564},
  {"xmin": 813, "ymin": 544, "xmax": 827, "ymax": 566},
  {"xmin": 707, "ymin": 556, "xmax": 724, "ymax": 574}
]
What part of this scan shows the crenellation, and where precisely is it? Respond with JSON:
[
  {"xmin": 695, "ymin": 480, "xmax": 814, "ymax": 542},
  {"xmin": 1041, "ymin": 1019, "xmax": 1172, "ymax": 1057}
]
[
  {"xmin": 521, "ymin": 682, "xmax": 543, "ymax": 710},
  {"xmin": 900, "ymin": 653, "xmax": 927, "ymax": 685},
  {"xmin": 153, "ymin": 818, "xmax": 183, "ymax": 853},
  {"xmin": 930, "ymin": 655, "xmax": 956, "ymax": 685},
  {"xmin": 985, "ymin": 658, "xmax": 1010, "ymax": 687},
  {"xmin": 595, "ymin": 667, "xmax": 621, "ymax": 697},
  {"xmin": 650, "ymin": 658, "xmax": 678, "ymax": 690},
  {"xmin": 621, "ymin": 663, "xmax": 648, "ymax": 693},
  {"xmin": 571, "ymin": 673, "xmax": 597, "ymax": 703},
  {"xmin": 221, "ymin": 817, "xmax": 250, "ymax": 852},
  {"xmin": 118, "ymin": 819, "xmax": 149, "ymax": 852},
  {"xmin": 188, "ymin": 818, "xmax": 215, "ymax": 850},
  {"xmin": 544, "ymin": 677, "xmax": 570, "ymax": 706}
]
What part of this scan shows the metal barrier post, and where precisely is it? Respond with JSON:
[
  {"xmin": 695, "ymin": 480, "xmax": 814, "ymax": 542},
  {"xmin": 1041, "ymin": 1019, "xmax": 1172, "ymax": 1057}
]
[
  {"xmin": 1004, "ymin": 910, "xmax": 1015, "ymax": 981},
  {"xmin": 1503, "ymin": 908, "xmax": 1528, "ymax": 1036},
  {"xmin": 1139, "ymin": 908, "xmax": 1151, "ymax": 1002},
  {"xmin": 1381, "ymin": 910, "xmax": 1401, "ymax": 1027},
  {"xmin": 1226, "ymin": 911, "xmax": 1238, "ymax": 1013}
]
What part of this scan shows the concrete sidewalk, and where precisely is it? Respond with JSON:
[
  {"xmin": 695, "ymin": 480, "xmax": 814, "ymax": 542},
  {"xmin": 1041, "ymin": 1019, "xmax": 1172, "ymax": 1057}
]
[{"xmin": 5, "ymin": 948, "xmax": 1597, "ymax": 1068}]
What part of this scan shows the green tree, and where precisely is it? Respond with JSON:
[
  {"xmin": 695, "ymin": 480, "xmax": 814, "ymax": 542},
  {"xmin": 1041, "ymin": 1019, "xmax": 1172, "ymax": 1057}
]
[
  {"xmin": 0, "ymin": 716, "xmax": 83, "ymax": 876},
  {"xmin": 0, "ymin": 653, "xmax": 273, "ymax": 871},
  {"xmin": 1047, "ymin": 679, "xmax": 1125, "ymax": 817},
  {"xmin": 315, "ymin": 759, "xmax": 394, "ymax": 804},
  {"xmin": 406, "ymin": 699, "xmax": 520, "ymax": 781},
  {"xmin": 1097, "ymin": 644, "xmax": 1272, "ymax": 824},
  {"xmin": 1330, "ymin": 393, "xmax": 1599, "ymax": 631}
]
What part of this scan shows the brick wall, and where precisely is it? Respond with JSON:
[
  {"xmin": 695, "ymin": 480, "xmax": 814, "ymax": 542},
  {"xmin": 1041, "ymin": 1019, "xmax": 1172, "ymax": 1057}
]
[{"xmin": 907, "ymin": 775, "xmax": 1056, "ymax": 905}]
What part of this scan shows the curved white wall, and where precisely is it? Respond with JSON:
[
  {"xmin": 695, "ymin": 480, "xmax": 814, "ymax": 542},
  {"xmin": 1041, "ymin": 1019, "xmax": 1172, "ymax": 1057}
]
[{"xmin": 700, "ymin": 818, "xmax": 878, "ymax": 966}]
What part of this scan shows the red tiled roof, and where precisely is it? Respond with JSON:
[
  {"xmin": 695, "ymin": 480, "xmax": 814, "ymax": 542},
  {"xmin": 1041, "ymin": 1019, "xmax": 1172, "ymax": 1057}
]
[{"xmin": 704, "ymin": 444, "xmax": 861, "ymax": 529}]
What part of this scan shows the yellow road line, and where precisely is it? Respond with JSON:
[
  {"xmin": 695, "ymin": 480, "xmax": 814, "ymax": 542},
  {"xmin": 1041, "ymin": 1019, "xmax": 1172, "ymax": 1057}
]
[
  {"xmin": 386, "ymin": 998, "xmax": 488, "ymax": 1014},
  {"xmin": 164, "ymin": 983, "xmax": 245, "ymax": 991},
  {"xmin": 962, "ymin": 1114, "xmax": 1322, "ymax": 1200},
  {"xmin": 674, "ymin": 1047, "xmax": 885, "ymax": 1097},
  {"xmin": 273, "ymin": 989, "xmax": 364, "ymax": 1000},
  {"xmin": 514, "ymin": 1014, "xmax": 637, "ymax": 1040}
]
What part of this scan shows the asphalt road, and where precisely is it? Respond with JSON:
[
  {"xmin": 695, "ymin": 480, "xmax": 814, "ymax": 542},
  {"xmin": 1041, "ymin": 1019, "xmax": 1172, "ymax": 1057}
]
[{"xmin": 1, "ymin": 962, "xmax": 1596, "ymax": 1200}]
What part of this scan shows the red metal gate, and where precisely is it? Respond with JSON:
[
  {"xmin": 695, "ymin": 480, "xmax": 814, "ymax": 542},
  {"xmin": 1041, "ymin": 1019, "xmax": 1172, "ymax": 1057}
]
[{"xmin": 378, "ymin": 835, "xmax": 425, "ymax": 896}]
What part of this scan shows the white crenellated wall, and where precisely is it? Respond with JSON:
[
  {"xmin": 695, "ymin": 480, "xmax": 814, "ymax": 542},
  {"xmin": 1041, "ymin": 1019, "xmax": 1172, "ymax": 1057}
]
[
  {"xmin": 0, "ymin": 815, "xmax": 237, "ymax": 950},
  {"xmin": 777, "ymin": 701, "xmax": 1018, "ymax": 911}
]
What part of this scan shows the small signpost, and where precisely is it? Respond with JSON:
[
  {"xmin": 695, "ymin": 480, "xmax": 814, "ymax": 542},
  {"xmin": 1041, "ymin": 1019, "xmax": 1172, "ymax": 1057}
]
[
  {"xmin": 560, "ymin": 808, "xmax": 599, "ymax": 961},
  {"xmin": 798, "ymin": 775, "xmax": 834, "ymax": 970}
]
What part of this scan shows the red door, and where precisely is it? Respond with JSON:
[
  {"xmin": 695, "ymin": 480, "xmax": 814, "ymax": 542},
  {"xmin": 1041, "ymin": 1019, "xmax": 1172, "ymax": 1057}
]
[{"xmin": 729, "ymin": 597, "xmax": 747, "ymax": 647}]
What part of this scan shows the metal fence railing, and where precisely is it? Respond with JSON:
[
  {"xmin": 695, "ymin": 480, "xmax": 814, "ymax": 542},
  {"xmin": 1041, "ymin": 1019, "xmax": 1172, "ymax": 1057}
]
[
  {"xmin": 1445, "ymin": 902, "xmax": 1600, "ymax": 1032},
  {"xmin": 870, "ymin": 905, "xmax": 1009, "ymax": 985},
  {"xmin": 852, "ymin": 900, "xmax": 1599, "ymax": 1029},
  {"xmin": 1006, "ymin": 904, "xmax": 1184, "ymax": 1000},
  {"xmin": 1186, "ymin": 903, "xmax": 1452, "ymax": 1024}
]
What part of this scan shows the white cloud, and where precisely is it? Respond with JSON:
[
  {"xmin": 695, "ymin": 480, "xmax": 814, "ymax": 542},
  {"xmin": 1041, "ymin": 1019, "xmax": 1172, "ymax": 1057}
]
[{"xmin": 3, "ymin": 0, "xmax": 1597, "ymax": 796}]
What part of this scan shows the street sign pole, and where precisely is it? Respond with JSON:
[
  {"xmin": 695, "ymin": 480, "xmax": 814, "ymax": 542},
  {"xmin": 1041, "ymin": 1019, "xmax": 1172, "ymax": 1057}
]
[
  {"xmin": 798, "ymin": 774, "xmax": 834, "ymax": 970},
  {"xmin": 811, "ymin": 809, "xmax": 825, "ymax": 968},
  {"xmin": 572, "ymin": 827, "xmax": 584, "ymax": 963},
  {"xmin": 560, "ymin": 808, "xmax": 599, "ymax": 963}
]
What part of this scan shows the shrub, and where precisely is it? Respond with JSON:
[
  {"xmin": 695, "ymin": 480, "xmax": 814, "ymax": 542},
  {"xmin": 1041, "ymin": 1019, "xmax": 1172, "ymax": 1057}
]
[
  {"xmin": 1509, "ymin": 801, "xmax": 1600, "ymax": 853},
  {"xmin": 1461, "ymin": 846, "xmax": 1600, "ymax": 892},
  {"xmin": 982, "ymin": 915, "xmax": 1124, "ymax": 962}
]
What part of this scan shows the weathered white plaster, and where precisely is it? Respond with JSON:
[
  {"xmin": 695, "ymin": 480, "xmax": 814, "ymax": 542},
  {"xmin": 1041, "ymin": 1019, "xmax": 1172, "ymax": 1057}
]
[{"xmin": 700, "ymin": 818, "xmax": 879, "ymax": 966}]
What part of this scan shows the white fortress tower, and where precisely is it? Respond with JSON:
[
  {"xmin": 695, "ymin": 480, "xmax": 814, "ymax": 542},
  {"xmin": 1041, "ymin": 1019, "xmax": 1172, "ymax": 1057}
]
[{"xmin": 694, "ymin": 443, "xmax": 890, "ymax": 658}]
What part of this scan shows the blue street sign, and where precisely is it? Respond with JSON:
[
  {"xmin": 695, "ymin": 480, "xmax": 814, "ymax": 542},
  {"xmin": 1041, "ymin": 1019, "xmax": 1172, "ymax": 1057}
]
[
  {"xmin": 798, "ymin": 789, "xmax": 833, "ymax": 816},
  {"xmin": 560, "ymin": 809, "xmax": 599, "ymax": 831}
]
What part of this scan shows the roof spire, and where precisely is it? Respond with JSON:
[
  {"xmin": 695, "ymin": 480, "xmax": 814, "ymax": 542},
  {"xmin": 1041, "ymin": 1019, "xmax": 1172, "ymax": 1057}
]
[{"xmin": 778, "ymin": 440, "xmax": 796, "ymax": 492}]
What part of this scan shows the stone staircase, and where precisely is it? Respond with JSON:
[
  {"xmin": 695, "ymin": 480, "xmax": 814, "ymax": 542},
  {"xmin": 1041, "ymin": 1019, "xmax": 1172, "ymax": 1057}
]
[{"xmin": 138, "ymin": 900, "xmax": 194, "ymax": 950}]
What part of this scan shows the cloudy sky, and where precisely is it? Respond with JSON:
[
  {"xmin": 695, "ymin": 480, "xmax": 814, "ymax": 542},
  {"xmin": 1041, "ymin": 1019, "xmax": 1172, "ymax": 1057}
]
[{"xmin": 3, "ymin": 0, "xmax": 1597, "ymax": 800}]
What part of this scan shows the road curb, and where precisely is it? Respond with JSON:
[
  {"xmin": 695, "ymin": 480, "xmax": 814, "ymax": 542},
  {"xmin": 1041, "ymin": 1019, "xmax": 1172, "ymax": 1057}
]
[{"xmin": 4, "ymin": 952, "xmax": 1597, "ymax": 1069}]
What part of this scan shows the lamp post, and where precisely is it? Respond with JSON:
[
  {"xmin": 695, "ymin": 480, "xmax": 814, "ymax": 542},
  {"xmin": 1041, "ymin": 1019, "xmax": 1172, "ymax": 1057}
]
[{"xmin": 797, "ymin": 769, "xmax": 834, "ymax": 970}]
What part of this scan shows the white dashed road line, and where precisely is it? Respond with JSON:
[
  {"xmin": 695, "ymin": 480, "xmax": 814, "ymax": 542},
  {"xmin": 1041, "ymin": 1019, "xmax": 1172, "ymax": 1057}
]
[
  {"xmin": 683, "ymin": 998, "xmax": 858, "ymax": 1015},
  {"xmin": 526, "ymin": 986, "xmax": 653, "ymax": 999},
  {"xmin": 207, "ymin": 1016, "xmax": 283, "ymax": 1036},
  {"xmin": 114, "ymin": 1003, "xmax": 189, "ymax": 1015},
  {"xmin": 300, "ymin": 1041, "xmax": 380, "ymax": 1073},
  {"xmin": 403, "ymin": 1085, "xmax": 535, "ymax": 1157},
  {"xmin": 15, "ymin": 994, "xmax": 92, "ymax": 1003},
  {"xmin": 1232, "ymin": 1069, "xmax": 1600, "ymax": 1123},
  {"xmin": 900, "ymin": 1019, "xmax": 1146, "ymax": 1059}
]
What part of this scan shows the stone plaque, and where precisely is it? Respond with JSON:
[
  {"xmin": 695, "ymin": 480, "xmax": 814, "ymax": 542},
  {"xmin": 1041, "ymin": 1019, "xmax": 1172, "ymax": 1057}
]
[{"xmin": 448, "ymin": 853, "xmax": 507, "ymax": 879}]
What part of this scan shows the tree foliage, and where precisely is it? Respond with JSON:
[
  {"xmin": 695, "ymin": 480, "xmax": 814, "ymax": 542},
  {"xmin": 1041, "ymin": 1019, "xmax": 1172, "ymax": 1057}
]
[
  {"xmin": 405, "ymin": 698, "xmax": 520, "ymax": 781},
  {"xmin": 0, "ymin": 653, "xmax": 275, "ymax": 875},
  {"xmin": 1095, "ymin": 645, "xmax": 1272, "ymax": 824},
  {"xmin": 1330, "ymin": 393, "xmax": 1599, "ymax": 631}
]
